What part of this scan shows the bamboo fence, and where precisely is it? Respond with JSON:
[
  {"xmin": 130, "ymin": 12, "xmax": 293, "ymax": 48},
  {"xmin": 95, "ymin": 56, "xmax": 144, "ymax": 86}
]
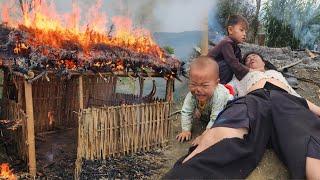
[{"xmin": 77, "ymin": 101, "xmax": 172, "ymax": 160}]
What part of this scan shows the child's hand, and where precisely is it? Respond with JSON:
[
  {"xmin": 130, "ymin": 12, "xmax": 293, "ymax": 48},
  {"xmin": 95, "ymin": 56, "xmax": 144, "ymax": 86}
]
[{"xmin": 176, "ymin": 131, "xmax": 192, "ymax": 142}]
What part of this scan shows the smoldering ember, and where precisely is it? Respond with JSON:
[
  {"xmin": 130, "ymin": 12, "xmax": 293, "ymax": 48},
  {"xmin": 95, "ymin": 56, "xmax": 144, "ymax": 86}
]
[{"xmin": 0, "ymin": 0, "xmax": 320, "ymax": 180}]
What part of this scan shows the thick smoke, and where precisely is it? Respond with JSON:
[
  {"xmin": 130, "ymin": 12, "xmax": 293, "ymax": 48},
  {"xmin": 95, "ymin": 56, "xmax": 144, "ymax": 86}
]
[{"xmin": 266, "ymin": 0, "xmax": 320, "ymax": 48}]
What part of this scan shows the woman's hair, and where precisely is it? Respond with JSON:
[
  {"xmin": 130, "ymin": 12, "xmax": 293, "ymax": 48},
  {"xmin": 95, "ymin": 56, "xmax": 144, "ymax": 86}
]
[{"xmin": 242, "ymin": 51, "xmax": 277, "ymax": 71}]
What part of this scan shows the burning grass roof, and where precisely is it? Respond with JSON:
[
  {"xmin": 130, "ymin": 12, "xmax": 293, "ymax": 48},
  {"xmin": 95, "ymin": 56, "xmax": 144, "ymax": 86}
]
[
  {"xmin": 0, "ymin": 1, "xmax": 185, "ymax": 80},
  {"xmin": 0, "ymin": 24, "xmax": 185, "ymax": 80}
]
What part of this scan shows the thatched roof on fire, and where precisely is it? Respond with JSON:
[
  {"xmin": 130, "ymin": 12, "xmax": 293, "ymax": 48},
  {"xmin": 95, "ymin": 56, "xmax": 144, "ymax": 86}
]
[{"xmin": 0, "ymin": 24, "xmax": 186, "ymax": 81}]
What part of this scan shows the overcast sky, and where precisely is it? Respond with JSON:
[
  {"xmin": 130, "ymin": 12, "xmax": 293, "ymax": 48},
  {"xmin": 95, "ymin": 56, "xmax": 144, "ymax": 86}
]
[
  {"xmin": 0, "ymin": 0, "xmax": 291, "ymax": 32},
  {"xmin": 0, "ymin": 0, "xmax": 220, "ymax": 32}
]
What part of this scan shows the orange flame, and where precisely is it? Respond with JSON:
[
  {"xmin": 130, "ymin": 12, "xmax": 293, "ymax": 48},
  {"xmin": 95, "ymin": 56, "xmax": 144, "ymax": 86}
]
[
  {"xmin": 1, "ymin": 0, "xmax": 164, "ymax": 59},
  {"xmin": 0, "ymin": 163, "xmax": 17, "ymax": 180}
]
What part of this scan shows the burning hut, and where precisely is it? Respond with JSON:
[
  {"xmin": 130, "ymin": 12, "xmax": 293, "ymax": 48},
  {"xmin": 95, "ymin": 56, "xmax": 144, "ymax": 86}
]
[{"xmin": 0, "ymin": 1, "xmax": 185, "ymax": 178}]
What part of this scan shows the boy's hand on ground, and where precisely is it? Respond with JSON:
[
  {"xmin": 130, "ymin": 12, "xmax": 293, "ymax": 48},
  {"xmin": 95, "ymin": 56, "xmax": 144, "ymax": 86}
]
[{"xmin": 176, "ymin": 131, "xmax": 192, "ymax": 142}]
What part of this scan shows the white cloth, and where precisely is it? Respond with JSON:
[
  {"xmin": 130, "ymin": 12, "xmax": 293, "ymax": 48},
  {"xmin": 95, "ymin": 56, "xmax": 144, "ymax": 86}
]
[{"xmin": 230, "ymin": 70, "xmax": 300, "ymax": 97}]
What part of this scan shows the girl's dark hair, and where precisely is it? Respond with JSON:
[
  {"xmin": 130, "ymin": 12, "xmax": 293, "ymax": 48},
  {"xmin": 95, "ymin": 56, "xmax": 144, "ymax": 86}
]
[{"xmin": 242, "ymin": 51, "xmax": 277, "ymax": 71}]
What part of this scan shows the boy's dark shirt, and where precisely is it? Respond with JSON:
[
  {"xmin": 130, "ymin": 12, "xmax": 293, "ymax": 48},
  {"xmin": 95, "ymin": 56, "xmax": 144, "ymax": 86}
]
[{"xmin": 207, "ymin": 36, "xmax": 249, "ymax": 84}]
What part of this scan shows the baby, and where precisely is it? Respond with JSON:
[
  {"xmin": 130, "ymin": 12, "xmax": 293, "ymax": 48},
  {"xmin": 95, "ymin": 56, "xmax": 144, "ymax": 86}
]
[{"xmin": 176, "ymin": 56, "xmax": 233, "ymax": 142}]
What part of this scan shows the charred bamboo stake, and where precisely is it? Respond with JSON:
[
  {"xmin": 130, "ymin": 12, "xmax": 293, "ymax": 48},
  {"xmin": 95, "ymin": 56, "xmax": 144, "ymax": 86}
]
[{"xmin": 24, "ymin": 81, "xmax": 36, "ymax": 176}]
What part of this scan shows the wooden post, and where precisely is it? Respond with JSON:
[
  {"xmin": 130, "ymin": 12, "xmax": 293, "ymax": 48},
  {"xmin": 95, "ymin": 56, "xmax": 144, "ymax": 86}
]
[
  {"xmin": 201, "ymin": 16, "xmax": 209, "ymax": 55},
  {"xmin": 75, "ymin": 75, "xmax": 84, "ymax": 179},
  {"xmin": 78, "ymin": 76, "xmax": 84, "ymax": 109},
  {"xmin": 139, "ymin": 78, "xmax": 144, "ymax": 98},
  {"xmin": 24, "ymin": 81, "xmax": 36, "ymax": 176},
  {"xmin": 165, "ymin": 79, "xmax": 174, "ymax": 102}
]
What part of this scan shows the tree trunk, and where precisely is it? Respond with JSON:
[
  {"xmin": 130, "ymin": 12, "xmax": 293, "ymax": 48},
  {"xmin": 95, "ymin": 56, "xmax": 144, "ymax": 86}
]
[{"xmin": 252, "ymin": 0, "xmax": 261, "ymax": 43}]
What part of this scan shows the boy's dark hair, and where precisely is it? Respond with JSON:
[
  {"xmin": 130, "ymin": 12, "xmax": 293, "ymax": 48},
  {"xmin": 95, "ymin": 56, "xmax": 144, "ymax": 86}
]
[
  {"xmin": 242, "ymin": 51, "xmax": 277, "ymax": 71},
  {"xmin": 226, "ymin": 15, "xmax": 249, "ymax": 34}
]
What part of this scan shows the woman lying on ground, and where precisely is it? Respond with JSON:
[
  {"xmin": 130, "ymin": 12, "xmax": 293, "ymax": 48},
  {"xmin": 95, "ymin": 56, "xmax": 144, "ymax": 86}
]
[{"xmin": 163, "ymin": 53, "xmax": 320, "ymax": 179}]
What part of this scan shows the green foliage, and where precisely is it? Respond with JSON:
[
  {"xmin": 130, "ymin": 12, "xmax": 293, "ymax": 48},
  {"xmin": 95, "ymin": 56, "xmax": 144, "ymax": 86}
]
[
  {"xmin": 263, "ymin": 15, "xmax": 300, "ymax": 48},
  {"xmin": 163, "ymin": 46, "xmax": 175, "ymax": 55},
  {"xmin": 213, "ymin": 0, "xmax": 256, "ymax": 41},
  {"xmin": 263, "ymin": 0, "xmax": 320, "ymax": 49}
]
